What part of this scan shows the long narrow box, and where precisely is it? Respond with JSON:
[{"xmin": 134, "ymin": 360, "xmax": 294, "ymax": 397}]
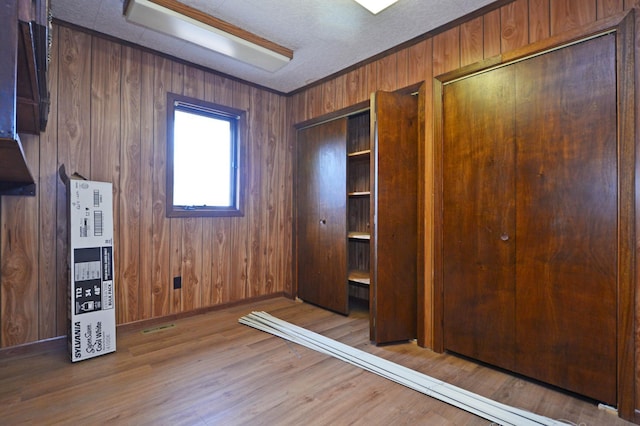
[{"xmin": 62, "ymin": 167, "xmax": 116, "ymax": 362}]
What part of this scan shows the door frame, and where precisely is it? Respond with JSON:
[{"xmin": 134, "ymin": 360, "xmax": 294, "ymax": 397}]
[{"xmin": 427, "ymin": 10, "xmax": 636, "ymax": 421}]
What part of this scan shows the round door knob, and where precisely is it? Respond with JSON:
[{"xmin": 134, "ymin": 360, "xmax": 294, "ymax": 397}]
[
  {"xmin": 500, "ymin": 233, "xmax": 509, "ymax": 241},
  {"xmin": 320, "ymin": 219, "xmax": 327, "ymax": 225}
]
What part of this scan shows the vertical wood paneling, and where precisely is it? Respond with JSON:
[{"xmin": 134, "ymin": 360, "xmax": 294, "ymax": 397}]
[
  {"xmin": 597, "ymin": 0, "xmax": 624, "ymax": 18},
  {"xmin": 1, "ymin": 134, "xmax": 39, "ymax": 347},
  {"xmin": 484, "ymin": 9, "xmax": 502, "ymax": 58},
  {"xmin": 38, "ymin": 25, "xmax": 59, "ymax": 339},
  {"xmin": 181, "ymin": 215, "xmax": 201, "ymax": 311},
  {"xmin": 213, "ymin": 216, "xmax": 232, "ymax": 305},
  {"xmin": 365, "ymin": 62, "xmax": 377, "ymax": 98},
  {"xmin": 139, "ymin": 51, "xmax": 155, "ymax": 320},
  {"xmin": 307, "ymin": 84, "xmax": 323, "ymax": 121},
  {"xmin": 345, "ymin": 67, "xmax": 368, "ymax": 106},
  {"xmin": 396, "ymin": 48, "xmax": 409, "ymax": 89},
  {"xmin": 151, "ymin": 56, "xmax": 172, "ymax": 317},
  {"xmin": 634, "ymin": 0, "xmax": 640, "ymax": 416},
  {"xmin": 406, "ymin": 39, "xmax": 430, "ymax": 86},
  {"xmin": 204, "ymin": 73, "xmax": 233, "ymax": 305},
  {"xmin": 1, "ymin": 3, "xmax": 636, "ymax": 420},
  {"xmin": 321, "ymin": 80, "xmax": 335, "ymax": 114},
  {"xmin": 247, "ymin": 87, "xmax": 265, "ymax": 297},
  {"xmin": 57, "ymin": 28, "xmax": 92, "ymax": 177},
  {"xmin": 55, "ymin": 27, "xmax": 92, "ymax": 338},
  {"xmin": 1, "ymin": 23, "xmax": 293, "ymax": 349},
  {"xmin": 288, "ymin": 92, "xmax": 304, "ymax": 125},
  {"xmin": 120, "ymin": 46, "xmax": 142, "ymax": 323},
  {"xmin": 550, "ymin": 0, "xmax": 597, "ymax": 35},
  {"xmin": 376, "ymin": 53, "xmax": 397, "ymax": 91},
  {"xmin": 53, "ymin": 29, "xmax": 67, "ymax": 338},
  {"xmin": 264, "ymin": 91, "xmax": 280, "ymax": 295},
  {"xmin": 501, "ymin": 0, "xmax": 529, "ymax": 52},
  {"xmin": 460, "ymin": 17, "xmax": 484, "ymax": 67},
  {"xmin": 90, "ymin": 37, "xmax": 122, "ymax": 324},
  {"xmin": 181, "ymin": 66, "xmax": 204, "ymax": 312},
  {"xmin": 529, "ymin": 0, "xmax": 551, "ymax": 43},
  {"xmin": 333, "ymin": 73, "xmax": 347, "ymax": 112},
  {"xmin": 279, "ymin": 95, "xmax": 293, "ymax": 296},
  {"xmin": 433, "ymin": 26, "xmax": 461, "ymax": 76},
  {"xmin": 2, "ymin": 18, "xmax": 637, "ymax": 420},
  {"xmin": 90, "ymin": 38, "xmax": 121, "ymax": 186},
  {"xmin": 169, "ymin": 62, "xmax": 184, "ymax": 315},
  {"xmin": 230, "ymin": 80, "xmax": 251, "ymax": 301}
]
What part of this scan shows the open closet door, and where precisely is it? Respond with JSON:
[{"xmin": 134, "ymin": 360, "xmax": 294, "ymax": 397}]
[
  {"xmin": 370, "ymin": 89, "xmax": 419, "ymax": 344},
  {"xmin": 296, "ymin": 119, "xmax": 349, "ymax": 314}
]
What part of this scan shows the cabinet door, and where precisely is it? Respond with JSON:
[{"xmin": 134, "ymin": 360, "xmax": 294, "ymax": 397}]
[
  {"xmin": 296, "ymin": 119, "xmax": 348, "ymax": 314},
  {"xmin": 442, "ymin": 66, "xmax": 517, "ymax": 371},
  {"xmin": 370, "ymin": 91, "xmax": 419, "ymax": 344}
]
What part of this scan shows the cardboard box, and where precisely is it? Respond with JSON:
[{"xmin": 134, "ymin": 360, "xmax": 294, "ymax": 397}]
[{"xmin": 61, "ymin": 166, "xmax": 116, "ymax": 362}]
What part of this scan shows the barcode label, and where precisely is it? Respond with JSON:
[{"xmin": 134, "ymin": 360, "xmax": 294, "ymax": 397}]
[
  {"xmin": 94, "ymin": 211, "xmax": 103, "ymax": 236},
  {"xmin": 93, "ymin": 190, "xmax": 100, "ymax": 207}
]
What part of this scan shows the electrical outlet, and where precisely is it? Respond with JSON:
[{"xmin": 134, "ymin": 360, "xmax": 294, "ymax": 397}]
[{"xmin": 173, "ymin": 276, "xmax": 182, "ymax": 290}]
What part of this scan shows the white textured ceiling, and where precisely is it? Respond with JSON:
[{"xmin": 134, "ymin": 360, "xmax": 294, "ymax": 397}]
[{"xmin": 51, "ymin": 0, "xmax": 499, "ymax": 93}]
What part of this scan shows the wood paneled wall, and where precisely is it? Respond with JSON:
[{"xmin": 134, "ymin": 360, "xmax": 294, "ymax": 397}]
[
  {"xmin": 1, "ymin": 24, "xmax": 292, "ymax": 347},
  {"xmin": 287, "ymin": 0, "xmax": 638, "ymax": 418},
  {"xmin": 1, "ymin": 0, "xmax": 638, "ymax": 419},
  {"xmin": 289, "ymin": 0, "xmax": 633, "ymax": 125}
]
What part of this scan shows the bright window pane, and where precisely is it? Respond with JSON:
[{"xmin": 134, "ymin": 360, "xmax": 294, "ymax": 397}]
[{"xmin": 173, "ymin": 109, "xmax": 232, "ymax": 207}]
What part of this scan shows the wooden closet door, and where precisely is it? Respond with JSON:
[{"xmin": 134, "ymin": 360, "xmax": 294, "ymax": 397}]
[
  {"xmin": 296, "ymin": 119, "xmax": 348, "ymax": 314},
  {"xmin": 514, "ymin": 34, "xmax": 617, "ymax": 404},
  {"xmin": 370, "ymin": 90, "xmax": 419, "ymax": 344},
  {"xmin": 442, "ymin": 66, "xmax": 517, "ymax": 371}
]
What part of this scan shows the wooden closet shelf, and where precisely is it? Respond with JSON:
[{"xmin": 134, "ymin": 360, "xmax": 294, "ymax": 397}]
[
  {"xmin": 348, "ymin": 231, "xmax": 370, "ymax": 240},
  {"xmin": 348, "ymin": 270, "xmax": 370, "ymax": 285},
  {"xmin": 348, "ymin": 149, "xmax": 371, "ymax": 158}
]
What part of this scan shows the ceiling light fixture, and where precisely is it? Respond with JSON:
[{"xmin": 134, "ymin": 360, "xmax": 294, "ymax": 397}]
[
  {"xmin": 354, "ymin": 0, "xmax": 399, "ymax": 14},
  {"xmin": 123, "ymin": 0, "xmax": 293, "ymax": 72}
]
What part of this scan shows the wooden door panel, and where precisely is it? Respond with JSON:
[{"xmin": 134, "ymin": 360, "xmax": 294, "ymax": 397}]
[
  {"xmin": 297, "ymin": 119, "xmax": 348, "ymax": 314},
  {"xmin": 442, "ymin": 66, "xmax": 517, "ymax": 371},
  {"xmin": 514, "ymin": 34, "xmax": 617, "ymax": 404},
  {"xmin": 441, "ymin": 33, "xmax": 618, "ymax": 405},
  {"xmin": 370, "ymin": 90, "xmax": 418, "ymax": 344}
]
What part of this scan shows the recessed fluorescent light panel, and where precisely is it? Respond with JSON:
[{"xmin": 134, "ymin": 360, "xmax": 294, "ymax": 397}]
[
  {"xmin": 354, "ymin": 0, "xmax": 399, "ymax": 14},
  {"xmin": 123, "ymin": 0, "xmax": 293, "ymax": 72}
]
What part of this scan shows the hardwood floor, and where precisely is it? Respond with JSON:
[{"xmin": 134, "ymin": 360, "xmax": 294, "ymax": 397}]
[{"xmin": 0, "ymin": 297, "xmax": 632, "ymax": 425}]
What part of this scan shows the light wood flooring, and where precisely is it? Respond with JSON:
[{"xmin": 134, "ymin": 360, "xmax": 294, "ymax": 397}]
[{"xmin": 0, "ymin": 297, "xmax": 633, "ymax": 425}]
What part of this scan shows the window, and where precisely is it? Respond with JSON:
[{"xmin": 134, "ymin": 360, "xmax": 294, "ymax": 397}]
[{"xmin": 167, "ymin": 93, "xmax": 245, "ymax": 217}]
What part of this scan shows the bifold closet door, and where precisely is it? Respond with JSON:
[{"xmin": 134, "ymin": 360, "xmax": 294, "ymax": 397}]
[
  {"xmin": 514, "ymin": 34, "xmax": 617, "ymax": 405},
  {"xmin": 442, "ymin": 34, "xmax": 617, "ymax": 404},
  {"xmin": 442, "ymin": 66, "xmax": 517, "ymax": 372},
  {"xmin": 370, "ymin": 90, "xmax": 419, "ymax": 344},
  {"xmin": 297, "ymin": 119, "xmax": 348, "ymax": 314}
]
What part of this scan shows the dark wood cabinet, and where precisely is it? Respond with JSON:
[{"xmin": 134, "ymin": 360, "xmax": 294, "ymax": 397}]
[
  {"xmin": 0, "ymin": 0, "xmax": 50, "ymax": 196},
  {"xmin": 442, "ymin": 34, "xmax": 617, "ymax": 404},
  {"xmin": 296, "ymin": 89, "xmax": 420, "ymax": 344}
]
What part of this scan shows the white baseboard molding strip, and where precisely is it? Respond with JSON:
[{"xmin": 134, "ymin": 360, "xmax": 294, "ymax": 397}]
[{"xmin": 239, "ymin": 311, "xmax": 568, "ymax": 426}]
